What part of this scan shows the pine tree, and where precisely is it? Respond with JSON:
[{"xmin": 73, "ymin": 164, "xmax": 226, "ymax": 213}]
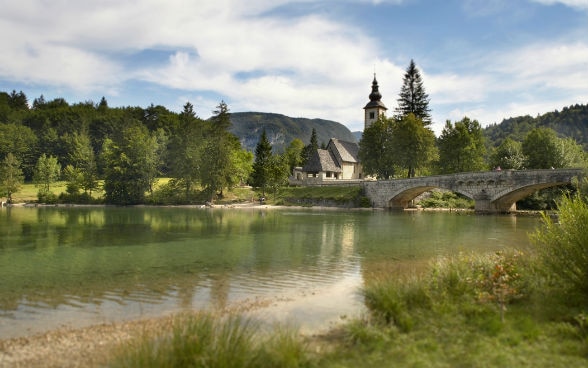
[
  {"xmin": 395, "ymin": 60, "xmax": 432, "ymax": 125},
  {"xmin": 301, "ymin": 128, "xmax": 319, "ymax": 166},
  {"xmin": 251, "ymin": 129, "xmax": 273, "ymax": 196}
]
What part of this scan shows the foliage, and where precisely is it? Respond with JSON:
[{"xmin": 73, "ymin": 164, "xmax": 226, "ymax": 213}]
[
  {"xmin": 0, "ymin": 123, "xmax": 38, "ymax": 179},
  {"xmin": 437, "ymin": 117, "xmax": 487, "ymax": 173},
  {"xmin": 265, "ymin": 154, "xmax": 290, "ymax": 200},
  {"xmin": 417, "ymin": 190, "xmax": 473, "ymax": 209},
  {"xmin": 251, "ymin": 129, "xmax": 273, "ymax": 195},
  {"xmin": 301, "ymin": 127, "xmax": 319, "ymax": 166},
  {"xmin": 359, "ymin": 114, "xmax": 437, "ymax": 179},
  {"xmin": 167, "ymin": 102, "xmax": 205, "ymax": 198},
  {"xmin": 390, "ymin": 113, "xmax": 437, "ymax": 177},
  {"xmin": 489, "ymin": 137, "xmax": 526, "ymax": 170},
  {"xmin": 531, "ymin": 192, "xmax": 588, "ymax": 296},
  {"xmin": 358, "ymin": 117, "xmax": 395, "ymax": 179},
  {"xmin": 484, "ymin": 103, "xmax": 588, "ymax": 150},
  {"xmin": 199, "ymin": 102, "xmax": 243, "ymax": 202},
  {"xmin": 395, "ymin": 59, "xmax": 432, "ymax": 125},
  {"xmin": 110, "ymin": 313, "xmax": 310, "ymax": 368},
  {"xmin": 101, "ymin": 124, "xmax": 164, "ymax": 205},
  {"xmin": 0, "ymin": 153, "xmax": 24, "ymax": 203},
  {"xmin": 284, "ymin": 138, "xmax": 305, "ymax": 173},
  {"xmin": 33, "ymin": 153, "xmax": 61, "ymax": 194}
]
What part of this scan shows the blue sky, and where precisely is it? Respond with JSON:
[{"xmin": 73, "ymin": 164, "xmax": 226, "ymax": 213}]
[{"xmin": 0, "ymin": 0, "xmax": 587, "ymax": 135}]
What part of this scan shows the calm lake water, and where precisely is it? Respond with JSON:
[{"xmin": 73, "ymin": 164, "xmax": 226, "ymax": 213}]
[{"xmin": 0, "ymin": 206, "xmax": 540, "ymax": 339}]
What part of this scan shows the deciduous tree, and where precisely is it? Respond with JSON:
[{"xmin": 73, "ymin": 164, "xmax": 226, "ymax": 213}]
[
  {"xmin": 358, "ymin": 117, "xmax": 395, "ymax": 179},
  {"xmin": 0, "ymin": 153, "xmax": 24, "ymax": 203},
  {"xmin": 437, "ymin": 117, "xmax": 487, "ymax": 173}
]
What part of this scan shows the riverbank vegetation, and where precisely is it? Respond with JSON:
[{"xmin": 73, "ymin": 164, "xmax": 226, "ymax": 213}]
[{"xmin": 107, "ymin": 190, "xmax": 588, "ymax": 367}]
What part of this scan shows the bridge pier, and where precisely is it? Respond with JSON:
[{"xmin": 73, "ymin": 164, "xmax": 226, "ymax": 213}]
[{"xmin": 474, "ymin": 199, "xmax": 516, "ymax": 214}]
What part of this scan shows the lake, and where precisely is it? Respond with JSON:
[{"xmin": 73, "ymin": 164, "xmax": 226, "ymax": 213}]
[{"xmin": 0, "ymin": 206, "xmax": 539, "ymax": 339}]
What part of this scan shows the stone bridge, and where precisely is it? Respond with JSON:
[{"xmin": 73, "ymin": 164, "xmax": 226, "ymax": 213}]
[{"xmin": 362, "ymin": 169, "xmax": 584, "ymax": 213}]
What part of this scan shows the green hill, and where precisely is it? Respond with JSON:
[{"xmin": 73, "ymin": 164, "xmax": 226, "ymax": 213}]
[
  {"xmin": 229, "ymin": 112, "xmax": 357, "ymax": 153},
  {"xmin": 483, "ymin": 103, "xmax": 588, "ymax": 149}
]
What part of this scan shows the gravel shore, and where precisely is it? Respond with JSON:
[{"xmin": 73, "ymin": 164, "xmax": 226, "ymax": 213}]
[{"xmin": 0, "ymin": 316, "xmax": 168, "ymax": 368}]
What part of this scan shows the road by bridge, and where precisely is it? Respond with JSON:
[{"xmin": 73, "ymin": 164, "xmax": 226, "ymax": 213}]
[{"xmin": 362, "ymin": 168, "xmax": 584, "ymax": 213}]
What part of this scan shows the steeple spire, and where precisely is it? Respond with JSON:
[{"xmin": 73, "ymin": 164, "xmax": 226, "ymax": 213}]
[{"xmin": 363, "ymin": 74, "xmax": 387, "ymax": 129}]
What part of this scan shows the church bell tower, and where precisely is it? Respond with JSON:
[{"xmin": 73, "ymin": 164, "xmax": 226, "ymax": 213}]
[{"xmin": 363, "ymin": 74, "xmax": 387, "ymax": 130}]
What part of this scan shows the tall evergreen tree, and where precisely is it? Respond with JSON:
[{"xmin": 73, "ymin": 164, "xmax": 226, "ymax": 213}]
[
  {"xmin": 395, "ymin": 59, "xmax": 432, "ymax": 125},
  {"xmin": 251, "ymin": 129, "xmax": 273, "ymax": 196},
  {"xmin": 302, "ymin": 128, "xmax": 319, "ymax": 166}
]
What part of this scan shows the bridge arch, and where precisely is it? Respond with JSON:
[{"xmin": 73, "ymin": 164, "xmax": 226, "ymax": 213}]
[{"xmin": 387, "ymin": 185, "xmax": 474, "ymax": 209}]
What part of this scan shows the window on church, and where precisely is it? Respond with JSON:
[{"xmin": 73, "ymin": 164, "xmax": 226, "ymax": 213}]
[{"xmin": 369, "ymin": 112, "xmax": 375, "ymax": 119}]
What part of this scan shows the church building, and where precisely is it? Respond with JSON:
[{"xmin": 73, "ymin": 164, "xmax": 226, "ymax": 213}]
[{"xmin": 290, "ymin": 76, "xmax": 385, "ymax": 184}]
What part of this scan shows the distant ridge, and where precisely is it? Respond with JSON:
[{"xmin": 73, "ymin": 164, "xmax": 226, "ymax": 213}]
[
  {"xmin": 229, "ymin": 112, "xmax": 357, "ymax": 153},
  {"xmin": 483, "ymin": 103, "xmax": 588, "ymax": 149}
]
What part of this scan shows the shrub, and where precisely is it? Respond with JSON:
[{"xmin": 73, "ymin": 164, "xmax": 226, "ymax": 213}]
[{"xmin": 531, "ymin": 194, "xmax": 588, "ymax": 297}]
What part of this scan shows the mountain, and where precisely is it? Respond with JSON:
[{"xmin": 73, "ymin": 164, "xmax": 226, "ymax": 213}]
[
  {"xmin": 229, "ymin": 112, "xmax": 357, "ymax": 153},
  {"xmin": 483, "ymin": 103, "xmax": 588, "ymax": 149}
]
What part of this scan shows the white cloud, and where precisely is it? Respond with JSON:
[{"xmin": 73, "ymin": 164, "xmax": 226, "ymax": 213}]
[{"xmin": 530, "ymin": 0, "xmax": 588, "ymax": 10}]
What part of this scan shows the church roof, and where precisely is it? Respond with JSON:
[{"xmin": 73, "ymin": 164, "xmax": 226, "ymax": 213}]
[
  {"xmin": 328, "ymin": 138, "xmax": 359, "ymax": 164},
  {"xmin": 302, "ymin": 149, "xmax": 342, "ymax": 173}
]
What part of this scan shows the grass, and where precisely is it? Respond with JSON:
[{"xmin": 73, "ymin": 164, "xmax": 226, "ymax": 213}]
[
  {"xmin": 107, "ymin": 250, "xmax": 588, "ymax": 367},
  {"xmin": 109, "ymin": 313, "xmax": 311, "ymax": 368}
]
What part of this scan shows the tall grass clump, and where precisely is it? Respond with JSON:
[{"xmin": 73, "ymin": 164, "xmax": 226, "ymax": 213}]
[
  {"xmin": 361, "ymin": 250, "xmax": 528, "ymax": 330},
  {"xmin": 110, "ymin": 313, "xmax": 311, "ymax": 368},
  {"xmin": 531, "ymin": 192, "xmax": 588, "ymax": 298}
]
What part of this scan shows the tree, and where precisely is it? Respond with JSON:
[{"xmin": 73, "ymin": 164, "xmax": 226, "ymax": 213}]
[
  {"xmin": 251, "ymin": 129, "xmax": 273, "ymax": 195},
  {"xmin": 265, "ymin": 154, "xmax": 290, "ymax": 200},
  {"xmin": 523, "ymin": 127, "xmax": 586, "ymax": 169},
  {"xmin": 358, "ymin": 117, "xmax": 395, "ymax": 179},
  {"xmin": 168, "ymin": 102, "xmax": 205, "ymax": 197},
  {"xmin": 0, "ymin": 153, "xmax": 24, "ymax": 203},
  {"xmin": 395, "ymin": 60, "xmax": 432, "ymax": 125},
  {"xmin": 0, "ymin": 123, "xmax": 38, "ymax": 179},
  {"xmin": 390, "ymin": 113, "xmax": 437, "ymax": 177},
  {"xmin": 302, "ymin": 128, "xmax": 319, "ymax": 166},
  {"xmin": 33, "ymin": 153, "xmax": 61, "ymax": 194},
  {"xmin": 437, "ymin": 117, "xmax": 487, "ymax": 173},
  {"xmin": 284, "ymin": 138, "xmax": 305, "ymax": 173},
  {"xmin": 230, "ymin": 149, "xmax": 253, "ymax": 187},
  {"xmin": 102, "ymin": 124, "xmax": 164, "ymax": 205},
  {"xmin": 199, "ymin": 101, "xmax": 241, "ymax": 201},
  {"xmin": 489, "ymin": 137, "xmax": 526, "ymax": 170},
  {"xmin": 63, "ymin": 131, "xmax": 99, "ymax": 194}
]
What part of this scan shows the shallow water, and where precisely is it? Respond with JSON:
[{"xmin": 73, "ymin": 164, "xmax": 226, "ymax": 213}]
[{"xmin": 0, "ymin": 206, "xmax": 538, "ymax": 338}]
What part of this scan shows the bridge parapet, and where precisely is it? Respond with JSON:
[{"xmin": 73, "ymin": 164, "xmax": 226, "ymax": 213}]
[{"xmin": 362, "ymin": 168, "xmax": 584, "ymax": 213}]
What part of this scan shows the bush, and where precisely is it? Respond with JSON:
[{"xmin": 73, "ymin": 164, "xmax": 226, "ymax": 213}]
[
  {"xmin": 531, "ymin": 194, "xmax": 588, "ymax": 296},
  {"xmin": 37, "ymin": 190, "xmax": 58, "ymax": 204}
]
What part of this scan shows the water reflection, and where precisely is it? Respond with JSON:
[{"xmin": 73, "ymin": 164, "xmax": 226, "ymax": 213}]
[{"xmin": 0, "ymin": 207, "xmax": 537, "ymax": 338}]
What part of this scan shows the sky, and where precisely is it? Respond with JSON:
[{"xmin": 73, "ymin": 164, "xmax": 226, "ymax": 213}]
[{"xmin": 0, "ymin": 0, "xmax": 587, "ymax": 136}]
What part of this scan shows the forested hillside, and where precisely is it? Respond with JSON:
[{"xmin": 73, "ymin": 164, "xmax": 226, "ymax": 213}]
[
  {"xmin": 230, "ymin": 112, "xmax": 356, "ymax": 153},
  {"xmin": 484, "ymin": 104, "xmax": 588, "ymax": 149}
]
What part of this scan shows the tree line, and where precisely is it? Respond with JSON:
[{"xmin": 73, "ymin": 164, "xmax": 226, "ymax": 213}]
[{"xmin": 359, "ymin": 60, "xmax": 588, "ymax": 179}]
